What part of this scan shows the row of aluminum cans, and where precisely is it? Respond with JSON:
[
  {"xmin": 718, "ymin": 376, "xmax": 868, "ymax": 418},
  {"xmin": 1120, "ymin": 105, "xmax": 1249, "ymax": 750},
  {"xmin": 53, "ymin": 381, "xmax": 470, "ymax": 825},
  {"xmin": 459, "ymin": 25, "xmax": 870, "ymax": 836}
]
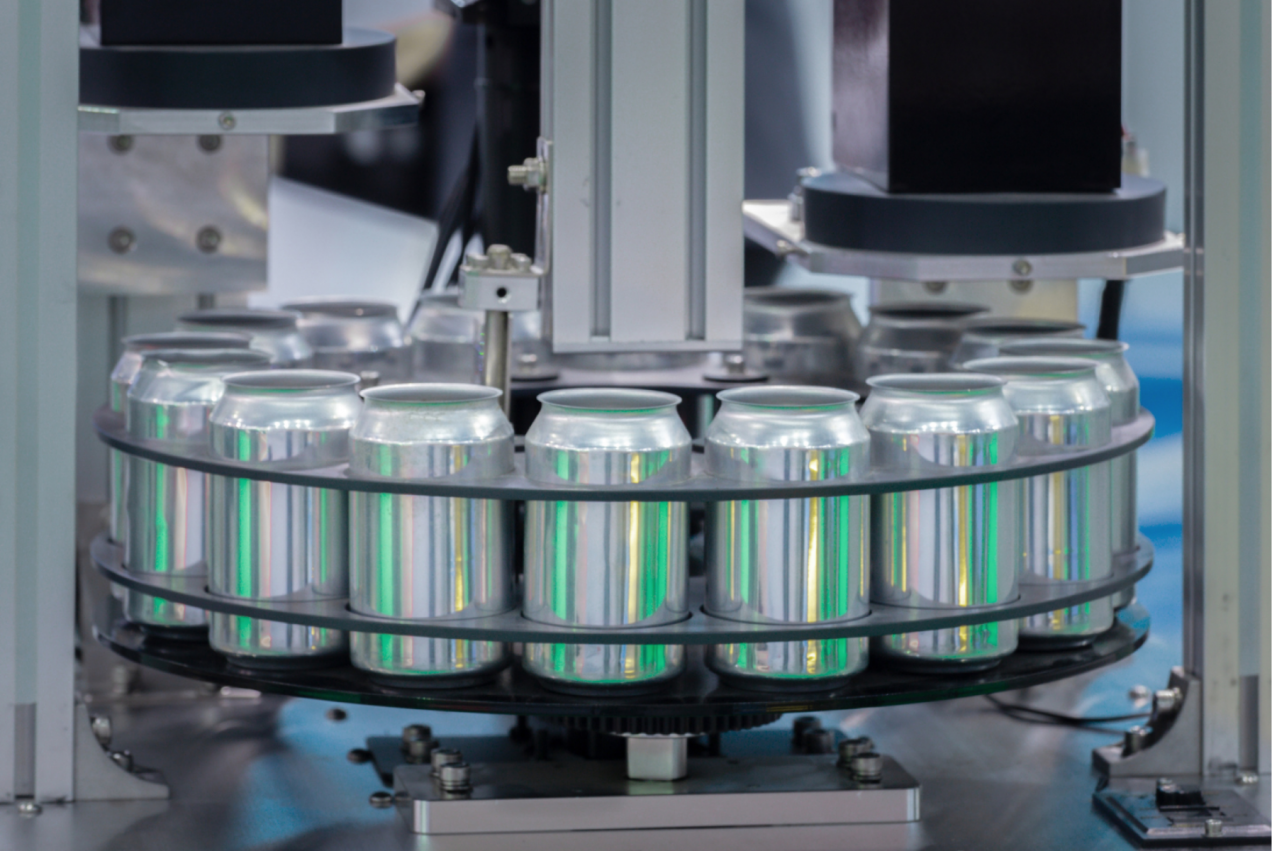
[{"xmin": 109, "ymin": 321, "xmax": 1139, "ymax": 694}]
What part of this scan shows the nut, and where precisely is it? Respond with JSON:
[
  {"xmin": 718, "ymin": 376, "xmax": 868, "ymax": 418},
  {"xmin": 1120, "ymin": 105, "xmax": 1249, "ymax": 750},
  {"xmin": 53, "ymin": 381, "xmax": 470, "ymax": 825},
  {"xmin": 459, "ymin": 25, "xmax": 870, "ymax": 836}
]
[
  {"xmin": 108, "ymin": 227, "xmax": 136, "ymax": 254},
  {"xmin": 369, "ymin": 790, "xmax": 394, "ymax": 809},
  {"xmin": 837, "ymin": 736, "xmax": 875, "ymax": 766},
  {"xmin": 487, "ymin": 244, "xmax": 513, "ymax": 271},
  {"xmin": 431, "ymin": 747, "xmax": 462, "ymax": 776},
  {"xmin": 849, "ymin": 752, "xmax": 884, "ymax": 783},
  {"xmin": 439, "ymin": 762, "xmax": 472, "ymax": 793}
]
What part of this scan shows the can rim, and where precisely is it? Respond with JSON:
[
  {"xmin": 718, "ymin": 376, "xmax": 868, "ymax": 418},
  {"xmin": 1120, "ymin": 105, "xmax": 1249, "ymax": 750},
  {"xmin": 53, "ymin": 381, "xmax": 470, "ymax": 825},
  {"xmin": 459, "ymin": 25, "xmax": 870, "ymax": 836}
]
[
  {"xmin": 141, "ymin": 348, "xmax": 271, "ymax": 369},
  {"xmin": 962, "ymin": 356, "xmax": 1100, "ymax": 379},
  {"xmin": 717, "ymin": 384, "xmax": 858, "ymax": 409},
  {"xmin": 124, "ymin": 331, "xmax": 252, "ymax": 352},
  {"xmin": 866, "ymin": 301, "xmax": 989, "ymax": 323},
  {"xmin": 961, "ymin": 317, "xmax": 1086, "ymax": 338},
  {"xmin": 998, "ymin": 337, "xmax": 1130, "ymax": 359},
  {"xmin": 222, "ymin": 369, "xmax": 361, "ymax": 393},
  {"xmin": 867, "ymin": 373, "xmax": 1005, "ymax": 395},
  {"xmin": 281, "ymin": 298, "xmax": 400, "ymax": 321},
  {"xmin": 178, "ymin": 308, "xmax": 300, "ymax": 331},
  {"xmin": 537, "ymin": 387, "xmax": 682, "ymax": 412},
  {"xmin": 744, "ymin": 288, "xmax": 851, "ymax": 308},
  {"xmin": 362, "ymin": 382, "xmax": 502, "ymax": 405}
]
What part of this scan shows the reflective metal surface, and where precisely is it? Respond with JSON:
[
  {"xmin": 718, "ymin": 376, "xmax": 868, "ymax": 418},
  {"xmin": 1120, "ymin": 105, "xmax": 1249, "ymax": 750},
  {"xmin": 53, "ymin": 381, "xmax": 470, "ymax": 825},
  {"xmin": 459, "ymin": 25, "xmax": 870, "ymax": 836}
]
[
  {"xmin": 861, "ymin": 374, "xmax": 1022, "ymax": 670},
  {"xmin": 207, "ymin": 370, "xmax": 362, "ymax": 665},
  {"xmin": 282, "ymin": 298, "xmax": 410, "ymax": 381},
  {"xmin": 522, "ymin": 389, "xmax": 692, "ymax": 689},
  {"xmin": 743, "ymin": 288, "xmax": 860, "ymax": 382},
  {"xmin": 705, "ymin": 386, "xmax": 870, "ymax": 686},
  {"xmin": 348, "ymin": 384, "xmax": 513, "ymax": 682},
  {"xmin": 177, "ymin": 308, "xmax": 314, "ymax": 367},
  {"xmin": 966, "ymin": 357, "xmax": 1115, "ymax": 645},
  {"xmin": 951, "ymin": 317, "xmax": 1086, "ymax": 365},
  {"xmin": 855, "ymin": 301, "xmax": 988, "ymax": 378},
  {"xmin": 408, "ymin": 293, "xmax": 483, "ymax": 384},
  {"xmin": 124, "ymin": 349, "xmax": 270, "ymax": 631}
]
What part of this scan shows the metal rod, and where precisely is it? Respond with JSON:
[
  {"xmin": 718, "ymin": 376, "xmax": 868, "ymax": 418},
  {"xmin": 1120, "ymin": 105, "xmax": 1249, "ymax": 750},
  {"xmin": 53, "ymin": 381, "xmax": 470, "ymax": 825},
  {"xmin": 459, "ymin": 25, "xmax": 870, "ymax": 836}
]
[{"xmin": 483, "ymin": 310, "xmax": 511, "ymax": 415}]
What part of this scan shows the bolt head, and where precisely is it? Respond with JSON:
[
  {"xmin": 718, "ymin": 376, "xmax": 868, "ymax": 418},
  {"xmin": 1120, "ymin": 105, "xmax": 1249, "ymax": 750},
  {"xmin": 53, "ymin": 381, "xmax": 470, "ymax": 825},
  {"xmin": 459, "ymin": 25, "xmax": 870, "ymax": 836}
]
[
  {"xmin": 90, "ymin": 715, "xmax": 112, "ymax": 748},
  {"xmin": 849, "ymin": 751, "xmax": 884, "ymax": 782},
  {"xmin": 838, "ymin": 736, "xmax": 875, "ymax": 765},
  {"xmin": 431, "ymin": 747, "xmax": 462, "ymax": 774},
  {"xmin": 196, "ymin": 226, "xmax": 222, "ymax": 254},
  {"xmin": 1012, "ymin": 258, "xmax": 1033, "ymax": 277},
  {"xmin": 511, "ymin": 253, "xmax": 533, "ymax": 272},
  {"xmin": 108, "ymin": 227, "xmax": 136, "ymax": 255},
  {"xmin": 218, "ymin": 112, "xmax": 236, "ymax": 131},
  {"xmin": 325, "ymin": 707, "xmax": 348, "ymax": 722},
  {"xmin": 108, "ymin": 135, "xmax": 134, "ymax": 154},
  {"xmin": 197, "ymin": 135, "xmax": 223, "ymax": 153},
  {"xmin": 1204, "ymin": 817, "xmax": 1224, "ymax": 838},
  {"xmin": 439, "ymin": 762, "xmax": 472, "ymax": 792},
  {"xmin": 487, "ymin": 245, "xmax": 513, "ymax": 271},
  {"xmin": 369, "ymin": 790, "xmax": 394, "ymax": 809},
  {"xmin": 16, "ymin": 801, "xmax": 41, "ymax": 817},
  {"xmin": 465, "ymin": 252, "xmax": 489, "ymax": 270}
]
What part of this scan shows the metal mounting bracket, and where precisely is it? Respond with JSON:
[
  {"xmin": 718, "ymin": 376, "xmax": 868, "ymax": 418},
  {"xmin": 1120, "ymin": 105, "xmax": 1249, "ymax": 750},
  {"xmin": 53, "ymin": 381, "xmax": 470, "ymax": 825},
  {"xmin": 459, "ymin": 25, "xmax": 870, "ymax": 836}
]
[
  {"xmin": 1093, "ymin": 667, "xmax": 1202, "ymax": 777},
  {"xmin": 73, "ymin": 704, "xmax": 169, "ymax": 801}
]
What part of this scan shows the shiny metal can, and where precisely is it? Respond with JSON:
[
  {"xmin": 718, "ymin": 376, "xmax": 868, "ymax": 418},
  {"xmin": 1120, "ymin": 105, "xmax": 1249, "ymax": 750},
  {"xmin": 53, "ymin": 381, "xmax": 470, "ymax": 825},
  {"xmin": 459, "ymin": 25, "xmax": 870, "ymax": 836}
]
[
  {"xmin": 855, "ymin": 301, "xmax": 988, "ymax": 379},
  {"xmin": 704, "ymin": 386, "xmax": 871, "ymax": 689},
  {"xmin": 407, "ymin": 293, "xmax": 483, "ymax": 383},
  {"xmin": 348, "ymin": 383, "xmax": 514, "ymax": 685},
  {"xmin": 522, "ymin": 388, "xmax": 692, "ymax": 692},
  {"xmin": 124, "ymin": 348, "xmax": 270, "ymax": 634},
  {"xmin": 861, "ymin": 374, "xmax": 1022, "ymax": 671},
  {"xmin": 951, "ymin": 317, "xmax": 1085, "ymax": 365},
  {"xmin": 965, "ymin": 357, "xmax": 1114, "ymax": 646},
  {"xmin": 1000, "ymin": 338, "xmax": 1140, "ymax": 608},
  {"xmin": 177, "ymin": 308, "xmax": 314, "ymax": 367},
  {"xmin": 743, "ymin": 288, "xmax": 860, "ymax": 383},
  {"xmin": 109, "ymin": 331, "xmax": 252, "ymax": 548},
  {"xmin": 206, "ymin": 370, "xmax": 362, "ymax": 667},
  {"xmin": 282, "ymin": 298, "xmax": 410, "ymax": 382}
]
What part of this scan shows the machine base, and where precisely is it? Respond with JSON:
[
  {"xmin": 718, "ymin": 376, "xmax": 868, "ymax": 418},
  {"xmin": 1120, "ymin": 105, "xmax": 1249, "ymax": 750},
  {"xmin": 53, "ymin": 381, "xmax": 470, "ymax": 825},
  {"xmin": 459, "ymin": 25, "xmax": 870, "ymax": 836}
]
[{"xmin": 1094, "ymin": 784, "xmax": 1272, "ymax": 846}]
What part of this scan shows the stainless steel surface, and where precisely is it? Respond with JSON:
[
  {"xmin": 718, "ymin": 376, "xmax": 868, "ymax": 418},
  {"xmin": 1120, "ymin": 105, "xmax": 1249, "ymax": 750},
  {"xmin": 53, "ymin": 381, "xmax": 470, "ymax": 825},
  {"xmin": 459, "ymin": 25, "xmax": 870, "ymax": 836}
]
[
  {"xmin": 861, "ymin": 374, "xmax": 1022, "ymax": 670},
  {"xmin": 481, "ymin": 311, "xmax": 511, "ymax": 417},
  {"xmin": 855, "ymin": 301, "xmax": 988, "ymax": 378},
  {"xmin": 207, "ymin": 371, "xmax": 361, "ymax": 665},
  {"xmin": 742, "ymin": 289, "xmax": 860, "ymax": 382},
  {"xmin": 408, "ymin": 293, "xmax": 483, "ymax": 384},
  {"xmin": 78, "ymin": 83, "xmax": 423, "ymax": 135},
  {"xmin": 625, "ymin": 736, "xmax": 688, "ymax": 781},
  {"xmin": 704, "ymin": 386, "xmax": 870, "ymax": 686},
  {"xmin": 282, "ymin": 298, "xmax": 410, "ymax": 382},
  {"xmin": 965, "ymin": 357, "xmax": 1114, "ymax": 644},
  {"xmin": 124, "ymin": 349, "xmax": 270, "ymax": 631},
  {"xmin": 177, "ymin": 309, "xmax": 314, "ymax": 368},
  {"xmin": 459, "ymin": 246, "xmax": 541, "ymax": 313},
  {"xmin": 950, "ymin": 317, "xmax": 1086, "ymax": 365},
  {"xmin": 743, "ymin": 199, "xmax": 1186, "ymax": 281},
  {"xmin": 348, "ymin": 385, "xmax": 513, "ymax": 682},
  {"xmin": 522, "ymin": 389, "xmax": 692, "ymax": 688},
  {"xmin": 109, "ymin": 332, "xmax": 252, "ymax": 546},
  {"xmin": 78, "ymin": 134, "xmax": 268, "ymax": 296}
]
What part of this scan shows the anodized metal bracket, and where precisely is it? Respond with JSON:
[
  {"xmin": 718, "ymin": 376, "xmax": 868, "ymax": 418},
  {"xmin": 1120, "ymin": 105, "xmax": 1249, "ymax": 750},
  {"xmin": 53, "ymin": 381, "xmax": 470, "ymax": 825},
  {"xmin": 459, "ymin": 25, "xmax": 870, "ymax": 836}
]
[{"xmin": 1093, "ymin": 667, "xmax": 1202, "ymax": 777}]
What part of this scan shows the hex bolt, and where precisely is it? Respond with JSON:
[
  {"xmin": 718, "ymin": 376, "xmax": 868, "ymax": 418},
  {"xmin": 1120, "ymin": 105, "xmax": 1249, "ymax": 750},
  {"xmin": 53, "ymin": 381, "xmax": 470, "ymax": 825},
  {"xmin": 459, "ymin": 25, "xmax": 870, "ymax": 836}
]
[
  {"xmin": 1204, "ymin": 818, "xmax": 1224, "ymax": 838},
  {"xmin": 197, "ymin": 135, "xmax": 223, "ymax": 153},
  {"xmin": 218, "ymin": 112, "xmax": 236, "ymax": 131},
  {"xmin": 16, "ymin": 801, "xmax": 41, "ymax": 817},
  {"xmin": 110, "ymin": 750, "xmax": 134, "ymax": 772},
  {"xmin": 347, "ymin": 748, "xmax": 372, "ymax": 765},
  {"xmin": 1153, "ymin": 687, "xmax": 1183, "ymax": 716},
  {"xmin": 404, "ymin": 737, "xmax": 435, "ymax": 764},
  {"xmin": 487, "ymin": 244, "xmax": 513, "ymax": 271},
  {"xmin": 90, "ymin": 715, "xmax": 112, "ymax": 748},
  {"xmin": 196, "ymin": 226, "xmax": 222, "ymax": 254},
  {"xmin": 724, "ymin": 352, "xmax": 746, "ymax": 375},
  {"xmin": 108, "ymin": 135, "xmax": 134, "ymax": 154},
  {"xmin": 439, "ymin": 762, "xmax": 472, "ymax": 793},
  {"xmin": 1123, "ymin": 726, "xmax": 1149, "ymax": 755},
  {"xmin": 511, "ymin": 253, "xmax": 533, "ymax": 272},
  {"xmin": 1012, "ymin": 258, "xmax": 1033, "ymax": 277},
  {"xmin": 1237, "ymin": 770, "xmax": 1259, "ymax": 785},
  {"xmin": 507, "ymin": 157, "xmax": 546, "ymax": 190},
  {"xmin": 465, "ymin": 252, "xmax": 490, "ymax": 270},
  {"xmin": 837, "ymin": 736, "xmax": 875, "ymax": 767},
  {"xmin": 369, "ymin": 790, "xmax": 394, "ymax": 809},
  {"xmin": 923, "ymin": 280, "xmax": 948, "ymax": 294},
  {"xmin": 431, "ymin": 747, "xmax": 463, "ymax": 776},
  {"xmin": 108, "ymin": 227, "xmax": 136, "ymax": 255},
  {"xmin": 850, "ymin": 752, "xmax": 884, "ymax": 783},
  {"xmin": 1128, "ymin": 684, "xmax": 1151, "ymax": 704},
  {"xmin": 805, "ymin": 728, "xmax": 836, "ymax": 755}
]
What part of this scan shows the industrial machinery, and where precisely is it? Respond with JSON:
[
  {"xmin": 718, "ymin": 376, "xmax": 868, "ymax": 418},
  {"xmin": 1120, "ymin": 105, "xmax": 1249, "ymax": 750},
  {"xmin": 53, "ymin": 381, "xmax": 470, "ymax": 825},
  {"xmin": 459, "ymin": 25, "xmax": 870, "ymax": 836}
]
[{"xmin": 1, "ymin": 1, "xmax": 1268, "ymax": 849}]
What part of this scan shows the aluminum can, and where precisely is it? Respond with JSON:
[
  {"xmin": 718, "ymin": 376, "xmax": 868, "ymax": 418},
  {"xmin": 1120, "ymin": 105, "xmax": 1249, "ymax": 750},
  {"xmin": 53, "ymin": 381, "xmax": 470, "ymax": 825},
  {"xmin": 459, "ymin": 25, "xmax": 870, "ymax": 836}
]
[
  {"xmin": 177, "ymin": 308, "xmax": 314, "ymax": 367},
  {"xmin": 951, "ymin": 317, "xmax": 1085, "ymax": 365},
  {"xmin": 109, "ymin": 331, "xmax": 251, "ymax": 548},
  {"xmin": 965, "ymin": 357, "xmax": 1114, "ymax": 645},
  {"xmin": 1000, "ymin": 338, "xmax": 1140, "ymax": 608},
  {"xmin": 407, "ymin": 293, "xmax": 483, "ymax": 383},
  {"xmin": 522, "ymin": 388, "xmax": 692, "ymax": 691},
  {"xmin": 743, "ymin": 288, "xmax": 860, "ymax": 383},
  {"xmin": 861, "ymin": 374, "xmax": 1022, "ymax": 671},
  {"xmin": 348, "ymin": 383, "xmax": 514, "ymax": 684},
  {"xmin": 124, "ymin": 348, "xmax": 270, "ymax": 633},
  {"xmin": 704, "ymin": 386, "xmax": 870, "ymax": 688},
  {"xmin": 855, "ymin": 301, "xmax": 988, "ymax": 378},
  {"xmin": 207, "ymin": 370, "xmax": 361, "ymax": 667},
  {"xmin": 282, "ymin": 298, "xmax": 410, "ymax": 382}
]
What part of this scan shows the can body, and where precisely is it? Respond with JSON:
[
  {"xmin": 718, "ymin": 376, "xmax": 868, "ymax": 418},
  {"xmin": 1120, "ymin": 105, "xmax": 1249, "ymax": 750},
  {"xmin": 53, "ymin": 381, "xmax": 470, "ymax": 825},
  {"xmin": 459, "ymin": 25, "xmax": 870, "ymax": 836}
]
[
  {"xmin": 207, "ymin": 370, "xmax": 361, "ymax": 666},
  {"xmin": 283, "ymin": 298, "xmax": 410, "ymax": 381},
  {"xmin": 124, "ymin": 349, "xmax": 269, "ymax": 632},
  {"xmin": 704, "ymin": 386, "xmax": 871, "ymax": 687},
  {"xmin": 178, "ymin": 308, "xmax": 314, "ymax": 367},
  {"xmin": 743, "ymin": 289, "xmax": 860, "ymax": 382},
  {"xmin": 854, "ymin": 301, "xmax": 987, "ymax": 379},
  {"xmin": 861, "ymin": 374, "xmax": 1022, "ymax": 671},
  {"xmin": 348, "ymin": 384, "xmax": 514, "ymax": 682},
  {"xmin": 966, "ymin": 357, "xmax": 1114, "ymax": 645},
  {"xmin": 522, "ymin": 389, "xmax": 692, "ymax": 690}
]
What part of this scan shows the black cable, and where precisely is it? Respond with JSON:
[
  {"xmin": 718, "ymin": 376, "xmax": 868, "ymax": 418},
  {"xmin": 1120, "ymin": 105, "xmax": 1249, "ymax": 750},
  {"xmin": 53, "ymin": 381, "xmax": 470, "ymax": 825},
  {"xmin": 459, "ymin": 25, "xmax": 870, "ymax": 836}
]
[
  {"xmin": 1096, "ymin": 278, "xmax": 1126, "ymax": 340},
  {"xmin": 985, "ymin": 694, "xmax": 1150, "ymax": 734}
]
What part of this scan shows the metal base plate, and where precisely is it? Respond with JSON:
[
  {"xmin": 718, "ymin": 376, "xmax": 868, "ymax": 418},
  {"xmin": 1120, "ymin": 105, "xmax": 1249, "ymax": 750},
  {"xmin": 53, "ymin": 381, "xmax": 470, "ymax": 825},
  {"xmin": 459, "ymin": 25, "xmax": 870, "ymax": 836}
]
[
  {"xmin": 1095, "ymin": 786, "xmax": 1272, "ymax": 846},
  {"xmin": 394, "ymin": 753, "xmax": 919, "ymax": 835}
]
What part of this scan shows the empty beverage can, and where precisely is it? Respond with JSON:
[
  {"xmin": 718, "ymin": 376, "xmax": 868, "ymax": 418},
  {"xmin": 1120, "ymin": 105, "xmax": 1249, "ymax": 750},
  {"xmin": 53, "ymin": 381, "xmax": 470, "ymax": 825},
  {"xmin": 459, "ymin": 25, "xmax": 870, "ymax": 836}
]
[
  {"xmin": 207, "ymin": 370, "xmax": 361, "ymax": 667},
  {"xmin": 704, "ymin": 386, "xmax": 871, "ymax": 689},
  {"xmin": 521, "ymin": 388, "xmax": 692, "ymax": 692},
  {"xmin": 861, "ymin": 374, "xmax": 1022, "ymax": 671},
  {"xmin": 348, "ymin": 384, "xmax": 514, "ymax": 685},
  {"xmin": 965, "ymin": 357, "xmax": 1114, "ymax": 646},
  {"xmin": 951, "ymin": 317, "xmax": 1085, "ymax": 365},
  {"xmin": 855, "ymin": 301, "xmax": 988, "ymax": 378},
  {"xmin": 282, "ymin": 298, "xmax": 410, "ymax": 382},
  {"xmin": 743, "ymin": 288, "xmax": 860, "ymax": 383},
  {"xmin": 1000, "ymin": 338, "xmax": 1140, "ymax": 608},
  {"xmin": 407, "ymin": 293, "xmax": 483, "ymax": 383},
  {"xmin": 177, "ymin": 308, "xmax": 314, "ymax": 367},
  {"xmin": 125, "ymin": 348, "xmax": 270, "ymax": 634}
]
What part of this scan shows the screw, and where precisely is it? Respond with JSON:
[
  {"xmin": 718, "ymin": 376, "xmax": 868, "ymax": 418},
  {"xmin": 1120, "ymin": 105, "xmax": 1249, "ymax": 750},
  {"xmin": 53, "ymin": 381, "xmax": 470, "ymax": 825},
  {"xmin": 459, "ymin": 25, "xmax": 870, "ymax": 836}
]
[
  {"xmin": 90, "ymin": 715, "xmax": 112, "ymax": 748},
  {"xmin": 431, "ymin": 747, "xmax": 462, "ymax": 776},
  {"xmin": 218, "ymin": 112, "xmax": 236, "ymax": 131},
  {"xmin": 487, "ymin": 244, "xmax": 513, "ymax": 271},
  {"xmin": 325, "ymin": 707, "xmax": 348, "ymax": 722},
  {"xmin": 404, "ymin": 737, "xmax": 435, "ymax": 764},
  {"xmin": 805, "ymin": 728, "xmax": 836, "ymax": 755},
  {"xmin": 507, "ymin": 157, "xmax": 546, "ymax": 190},
  {"xmin": 1237, "ymin": 770, "xmax": 1259, "ymax": 785},
  {"xmin": 197, "ymin": 135, "xmax": 223, "ymax": 153},
  {"xmin": 110, "ymin": 750, "xmax": 133, "ymax": 772},
  {"xmin": 1153, "ymin": 687, "xmax": 1183, "ymax": 716},
  {"xmin": 347, "ymin": 748, "xmax": 372, "ymax": 764},
  {"xmin": 837, "ymin": 736, "xmax": 875, "ymax": 767},
  {"xmin": 923, "ymin": 280, "xmax": 948, "ymax": 294},
  {"xmin": 369, "ymin": 790, "xmax": 394, "ymax": 809},
  {"xmin": 108, "ymin": 227, "xmax": 136, "ymax": 255},
  {"xmin": 1124, "ymin": 726, "xmax": 1148, "ymax": 755},
  {"xmin": 1012, "ymin": 258, "xmax": 1033, "ymax": 277},
  {"xmin": 16, "ymin": 801, "xmax": 41, "ymax": 817},
  {"xmin": 439, "ymin": 762, "xmax": 472, "ymax": 793},
  {"xmin": 1009, "ymin": 279, "xmax": 1033, "ymax": 294},
  {"xmin": 108, "ymin": 135, "xmax": 134, "ymax": 154},
  {"xmin": 1128, "ymin": 684, "xmax": 1151, "ymax": 705},
  {"xmin": 849, "ymin": 752, "xmax": 884, "ymax": 783},
  {"xmin": 1204, "ymin": 818, "xmax": 1223, "ymax": 838},
  {"xmin": 196, "ymin": 226, "xmax": 222, "ymax": 254},
  {"xmin": 511, "ymin": 253, "xmax": 533, "ymax": 272}
]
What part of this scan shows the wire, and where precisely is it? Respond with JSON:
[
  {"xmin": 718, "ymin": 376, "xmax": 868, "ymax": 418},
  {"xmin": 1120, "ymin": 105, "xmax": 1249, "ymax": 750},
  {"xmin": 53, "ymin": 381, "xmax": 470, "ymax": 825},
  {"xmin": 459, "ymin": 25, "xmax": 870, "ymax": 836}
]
[{"xmin": 985, "ymin": 694, "xmax": 1150, "ymax": 734}]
